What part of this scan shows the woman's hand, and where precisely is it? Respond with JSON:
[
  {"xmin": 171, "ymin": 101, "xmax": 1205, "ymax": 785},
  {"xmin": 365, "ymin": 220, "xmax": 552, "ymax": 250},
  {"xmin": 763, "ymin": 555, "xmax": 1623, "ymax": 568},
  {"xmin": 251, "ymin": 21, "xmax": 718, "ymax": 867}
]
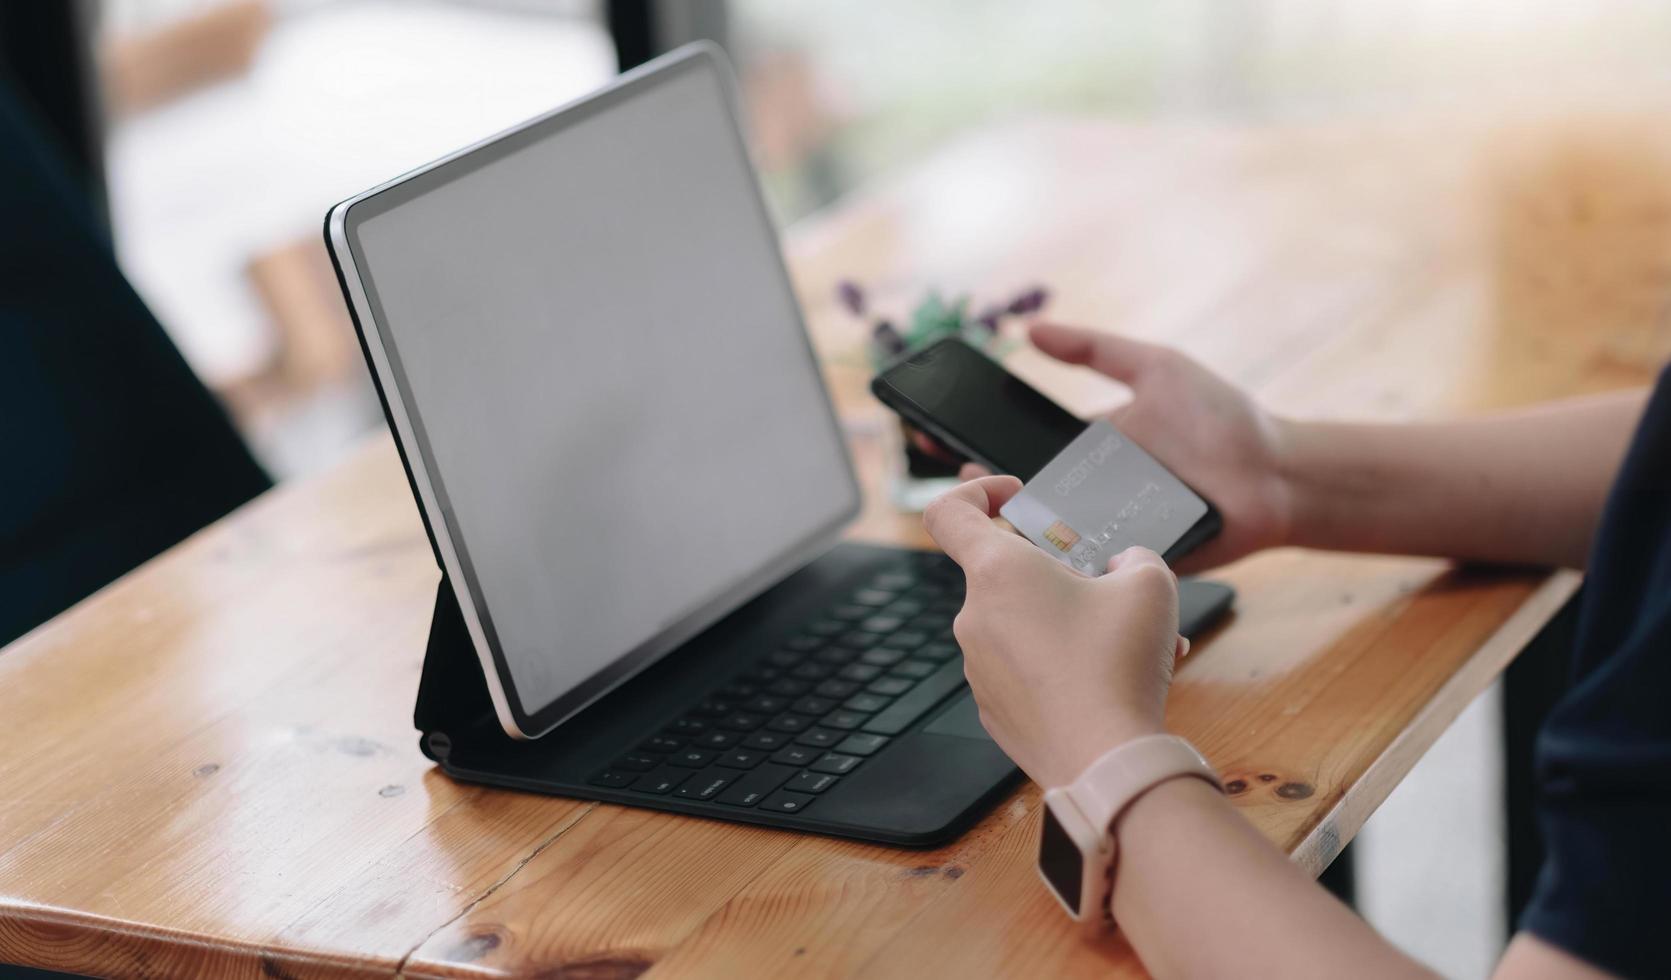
[
  {"xmin": 923, "ymin": 475, "xmax": 1187, "ymax": 789},
  {"xmin": 966, "ymin": 322, "xmax": 1294, "ymax": 574}
]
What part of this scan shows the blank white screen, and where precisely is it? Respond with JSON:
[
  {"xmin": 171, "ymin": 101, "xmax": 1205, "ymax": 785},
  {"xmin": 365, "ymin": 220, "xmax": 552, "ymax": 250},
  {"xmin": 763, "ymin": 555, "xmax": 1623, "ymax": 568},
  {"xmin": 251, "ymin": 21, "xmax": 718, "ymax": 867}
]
[{"xmin": 354, "ymin": 63, "xmax": 855, "ymax": 717}]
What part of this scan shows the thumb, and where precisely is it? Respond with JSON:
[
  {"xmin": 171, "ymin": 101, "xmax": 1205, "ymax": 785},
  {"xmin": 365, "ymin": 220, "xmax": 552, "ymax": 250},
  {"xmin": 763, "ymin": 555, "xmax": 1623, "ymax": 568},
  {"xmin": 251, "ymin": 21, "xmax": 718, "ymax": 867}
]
[
  {"xmin": 922, "ymin": 475, "xmax": 1025, "ymax": 567},
  {"xmin": 1030, "ymin": 322, "xmax": 1161, "ymax": 387}
]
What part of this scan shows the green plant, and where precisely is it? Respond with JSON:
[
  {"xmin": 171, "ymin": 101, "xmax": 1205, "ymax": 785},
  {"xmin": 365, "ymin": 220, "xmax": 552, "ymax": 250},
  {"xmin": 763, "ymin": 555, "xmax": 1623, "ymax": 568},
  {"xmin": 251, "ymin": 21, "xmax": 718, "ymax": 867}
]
[{"xmin": 837, "ymin": 280, "xmax": 1049, "ymax": 369}]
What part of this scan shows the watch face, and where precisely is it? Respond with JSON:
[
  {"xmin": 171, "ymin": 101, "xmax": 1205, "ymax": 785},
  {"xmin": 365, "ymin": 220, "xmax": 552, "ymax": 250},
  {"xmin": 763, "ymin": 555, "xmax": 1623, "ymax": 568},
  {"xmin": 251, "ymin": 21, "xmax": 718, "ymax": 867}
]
[{"xmin": 1038, "ymin": 805, "xmax": 1084, "ymax": 916}]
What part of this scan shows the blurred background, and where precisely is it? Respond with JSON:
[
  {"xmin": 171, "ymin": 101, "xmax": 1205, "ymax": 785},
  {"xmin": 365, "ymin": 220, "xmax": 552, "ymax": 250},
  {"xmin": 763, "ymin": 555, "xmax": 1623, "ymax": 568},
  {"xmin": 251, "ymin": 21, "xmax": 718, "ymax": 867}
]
[{"xmin": 10, "ymin": 2, "xmax": 1671, "ymax": 976}]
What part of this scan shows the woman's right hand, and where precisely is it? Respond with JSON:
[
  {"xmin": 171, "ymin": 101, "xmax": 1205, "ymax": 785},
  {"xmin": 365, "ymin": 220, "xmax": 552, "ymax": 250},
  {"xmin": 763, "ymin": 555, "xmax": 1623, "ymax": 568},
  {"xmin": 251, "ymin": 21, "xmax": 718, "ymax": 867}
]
[{"xmin": 978, "ymin": 322, "xmax": 1295, "ymax": 573}]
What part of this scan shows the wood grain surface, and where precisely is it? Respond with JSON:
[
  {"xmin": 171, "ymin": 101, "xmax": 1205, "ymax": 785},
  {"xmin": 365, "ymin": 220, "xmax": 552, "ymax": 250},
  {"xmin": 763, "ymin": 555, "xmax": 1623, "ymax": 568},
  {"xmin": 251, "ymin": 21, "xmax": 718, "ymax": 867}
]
[{"xmin": 3, "ymin": 114, "xmax": 1662, "ymax": 979}]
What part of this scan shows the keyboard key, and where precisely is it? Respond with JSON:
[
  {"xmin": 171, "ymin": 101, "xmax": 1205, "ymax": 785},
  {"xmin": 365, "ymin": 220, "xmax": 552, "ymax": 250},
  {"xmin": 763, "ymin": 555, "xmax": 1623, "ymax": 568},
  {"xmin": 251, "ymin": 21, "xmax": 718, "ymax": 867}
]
[
  {"xmin": 743, "ymin": 730, "xmax": 789, "ymax": 751},
  {"xmin": 783, "ymin": 634, "xmax": 825, "ymax": 652},
  {"xmin": 697, "ymin": 730, "xmax": 740, "ymax": 749},
  {"xmin": 883, "ymin": 600, "xmax": 926, "ymax": 618},
  {"xmin": 833, "ymin": 732, "xmax": 890, "ymax": 756},
  {"xmin": 810, "ymin": 752, "xmax": 862, "ymax": 775},
  {"xmin": 865, "ymin": 677, "xmax": 914, "ymax": 696},
  {"xmin": 716, "ymin": 763, "xmax": 798, "ymax": 807},
  {"xmin": 915, "ymin": 642, "xmax": 960, "ymax": 663},
  {"xmin": 860, "ymin": 615, "xmax": 906, "ymax": 633},
  {"xmin": 633, "ymin": 767, "xmax": 687, "ymax": 794},
  {"xmin": 767, "ymin": 678, "xmax": 812, "ymax": 697},
  {"xmin": 889, "ymin": 659, "xmax": 938, "ymax": 680},
  {"xmin": 789, "ymin": 771, "xmax": 840, "ymax": 794},
  {"xmin": 688, "ymin": 699, "xmax": 731, "ymax": 717},
  {"xmin": 766, "ymin": 713, "xmax": 816, "ymax": 734},
  {"xmin": 718, "ymin": 682, "xmax": 757, "ymax": 700},
  {"xmin": 789, "ymin": 662, "xmax": 832, "ymax": 681},
  {"xmin": 862, "ymin": 658, "xmax": 967, "ymax": 735},
  {"xmin": 760, "ymin": 790, "xmax": 817, "ymax": 813},
  {"xmin": 770, "ymin": 745, "xmax": 819, "ymax": 767},
  {"xmin": 852, "ymin": 589, "xmax": 896, "ymax": 606},
  {"xmin": 838, "ymin": 663, "xmax": 883, "ymax": 683},
  {"xmin": 806, "ymin": 619, "xmax": 847, "ymax": 637},
  {"xmin": 795, "ymin": 727, "xmax": 842, "ymax": 748},
  {"xmin": 843, "ymin": 692, "xmax": 892, "ymax": 713},
  {"xmin": 838, "ymin": 631, "xmax": 883, "ymax": 650},
  {"xmin": 829, "ymin": 604, "xmax": 869, "ymax": 621},
  {"xmin": 746, "ymin": 665, "xmax": 783, "ymax": 683},
  {"xmin": 881, "ymin": 631, "xmax": 929, "ymax": 651},
  {"xmin": 820, "ymin": 709, "xmax": 870, "ymax": 731},
  {"xmin": 613, "ymin": 753, "xmax": 659, "ymax": 772},
  {"xmin": 719, "ymin": 712, "xmax": 767, "ymax": 732},
  {"xmin": 872, "ymin": 571, "xmax": 916, "ymax": 590},
  {"xmin": 640, "ymin": 735, "xmax": 683, "ymax": 754},
  {"xmin": 859, "ymin": 648, "xmax": 906, "ymax": 667},
  {"xmin": 814, "ymin": 647, "xmax": 857, "ymax": 666},
  {"xmin": 718, "ymin": 749, "xmax": 767, "ymax": 769},
  {"xmin": 792, "ymin": 696, "xmax": 837, "ymax": 716},
  {"xmin": 911, "ymin": 614, "xmax": 954, "ymax": 633},
  {"xmin": 674, "ymin": 768, "xmax": 734, "ymax": 800},
  {"xmin": 743, "ymin": 695, "xmax": 790, "ymax": 715},
  {"xmin": 667, "ymin": 717, "xmax": 708, "ymax": 736},
  {"xmin": 670, "ymin": 748, "xmax": 716, "ymax": 768},
  {"xmin": 814, "ymin": 678, "xmax": 861, "ymax": 699},
  {"xmin": 588, "ymin": 770, "xmax": 635, "ymax": 788},
  {"xmin": 767, "ymin": 650, "xmax": 803, "ymax": 668}
]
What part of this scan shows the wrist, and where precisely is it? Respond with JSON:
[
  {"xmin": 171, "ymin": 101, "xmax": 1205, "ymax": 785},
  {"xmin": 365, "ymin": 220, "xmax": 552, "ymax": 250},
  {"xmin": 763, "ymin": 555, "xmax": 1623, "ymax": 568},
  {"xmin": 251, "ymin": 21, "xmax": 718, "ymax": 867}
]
[
  {"xmin": 1052, "ymin": 717, "xmax": 1166, "ymax": 790},
  {"xmin": 1266, "ymin": 415, "xmax": 1311, "ymax": 550},
  {"xmin": 1036, "ymin": 735, "xmax": 1223, "ymax": 930}
]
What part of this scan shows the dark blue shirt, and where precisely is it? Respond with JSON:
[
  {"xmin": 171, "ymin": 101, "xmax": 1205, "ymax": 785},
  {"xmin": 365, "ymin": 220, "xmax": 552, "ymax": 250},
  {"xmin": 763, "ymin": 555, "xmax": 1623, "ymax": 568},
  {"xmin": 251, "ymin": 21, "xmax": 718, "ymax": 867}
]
[
  {"xmin": 0, "ymin": 85, "xmax": 268, "ymax": 645},
  {"xmin": 1522, "ymin": 369, "xmax": 1671, "ymax": 978}
]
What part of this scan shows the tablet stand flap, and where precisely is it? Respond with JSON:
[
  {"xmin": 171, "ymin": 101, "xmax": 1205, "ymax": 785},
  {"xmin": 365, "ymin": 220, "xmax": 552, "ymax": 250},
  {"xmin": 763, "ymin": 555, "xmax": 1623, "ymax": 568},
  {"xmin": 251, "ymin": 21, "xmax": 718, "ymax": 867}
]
[{"xmin": 413, "ymin": 576, "xmax": 508, "ymax": 760}]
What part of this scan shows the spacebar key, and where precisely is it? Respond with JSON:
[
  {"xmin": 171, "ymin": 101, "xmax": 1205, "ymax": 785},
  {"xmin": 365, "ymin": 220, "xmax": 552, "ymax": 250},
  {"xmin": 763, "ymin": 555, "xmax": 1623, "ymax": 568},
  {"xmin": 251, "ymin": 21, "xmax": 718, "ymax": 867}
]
[{"xmin": 860, "ymin": 657, "xmax": 966, "ymax": 736}]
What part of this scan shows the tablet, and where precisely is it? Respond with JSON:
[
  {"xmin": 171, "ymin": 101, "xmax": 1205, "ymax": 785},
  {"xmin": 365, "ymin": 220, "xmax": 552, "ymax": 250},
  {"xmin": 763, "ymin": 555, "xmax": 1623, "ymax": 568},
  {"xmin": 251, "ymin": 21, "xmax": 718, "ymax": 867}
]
[{"xmin": 326, "ymin": 45, "xmax": 860, "ymax": 739}]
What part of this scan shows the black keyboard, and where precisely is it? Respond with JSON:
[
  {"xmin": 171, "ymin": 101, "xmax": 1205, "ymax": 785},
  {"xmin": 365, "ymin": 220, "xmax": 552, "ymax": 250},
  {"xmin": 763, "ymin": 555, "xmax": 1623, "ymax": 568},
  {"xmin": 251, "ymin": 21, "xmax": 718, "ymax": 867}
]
[{"xmin": 587, "ymin": 552, "xmax": 967, "ymax": 815}]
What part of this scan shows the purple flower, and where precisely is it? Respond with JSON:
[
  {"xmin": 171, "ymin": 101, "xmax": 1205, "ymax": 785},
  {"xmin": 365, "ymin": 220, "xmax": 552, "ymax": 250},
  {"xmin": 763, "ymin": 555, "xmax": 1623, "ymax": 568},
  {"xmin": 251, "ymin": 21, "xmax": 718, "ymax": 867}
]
[
  {"xmin": 837, "ymin": 280, "xmax": 867, "ymax": 316},
  {"xmin": 872, "ymin": 320, "xmax": 906, "ymax": 356},
  {"xmin": 974, "ymin": 305, "xmax": 1004, "ymax": 333},
  {"xmin": 1007, "ymin": 287, "xmax": 1048, "ymax": 316}
]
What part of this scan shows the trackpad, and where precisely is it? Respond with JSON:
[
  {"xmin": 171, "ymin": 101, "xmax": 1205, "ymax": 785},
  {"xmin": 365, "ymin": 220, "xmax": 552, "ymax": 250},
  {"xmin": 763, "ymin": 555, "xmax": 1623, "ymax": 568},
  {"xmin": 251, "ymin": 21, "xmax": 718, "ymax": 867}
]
[{"xmin": 923, "ymin": 691, "xmax": 991, "ymax": 741}]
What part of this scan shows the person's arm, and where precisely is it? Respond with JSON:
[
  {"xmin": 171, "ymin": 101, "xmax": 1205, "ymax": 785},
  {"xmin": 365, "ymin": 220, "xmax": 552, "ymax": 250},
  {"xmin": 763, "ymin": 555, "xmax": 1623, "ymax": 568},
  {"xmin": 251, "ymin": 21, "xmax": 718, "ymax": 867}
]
[
  {"xmin": 1112, "ymin": 776, "xmax": 1423, "ymax": 979},
  {"xmin": 922, "ymin": 477, "xmax": 1620, "ymax": 980},
  {"xmin": 1111, "ymin": 763, "xmax": 1618, "ymax": 980},
  {"xmin": 1019, "ymin": 322, "xmax": 1648, "ymax": 572},
  {"xmin": 1277, "ymin": 396, "xmax": 1646, "ymax": 569}
]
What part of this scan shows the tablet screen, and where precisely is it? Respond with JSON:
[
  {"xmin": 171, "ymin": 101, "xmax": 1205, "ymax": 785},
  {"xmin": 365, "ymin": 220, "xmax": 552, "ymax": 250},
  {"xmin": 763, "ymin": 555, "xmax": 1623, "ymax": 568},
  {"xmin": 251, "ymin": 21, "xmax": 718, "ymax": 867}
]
[{"xmin": 343, "ymin": 53, "xmax": 857, "ymax": 732}]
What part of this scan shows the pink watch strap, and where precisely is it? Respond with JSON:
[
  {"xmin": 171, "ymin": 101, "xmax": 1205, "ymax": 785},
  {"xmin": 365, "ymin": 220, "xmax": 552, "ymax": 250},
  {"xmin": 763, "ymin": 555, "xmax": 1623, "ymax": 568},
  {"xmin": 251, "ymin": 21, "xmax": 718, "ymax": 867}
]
[{"xmin": 1067, "ymin": 734, "xmax": 1223, "ymax": 840}]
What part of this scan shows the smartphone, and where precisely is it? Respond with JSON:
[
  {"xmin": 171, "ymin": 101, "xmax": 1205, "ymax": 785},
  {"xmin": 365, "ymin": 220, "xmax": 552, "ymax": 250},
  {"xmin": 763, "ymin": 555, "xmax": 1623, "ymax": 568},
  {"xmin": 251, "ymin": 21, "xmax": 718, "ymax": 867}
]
[{"xmin": 870, "ymin": 337, "xmax": 1224, "ymax": 565}]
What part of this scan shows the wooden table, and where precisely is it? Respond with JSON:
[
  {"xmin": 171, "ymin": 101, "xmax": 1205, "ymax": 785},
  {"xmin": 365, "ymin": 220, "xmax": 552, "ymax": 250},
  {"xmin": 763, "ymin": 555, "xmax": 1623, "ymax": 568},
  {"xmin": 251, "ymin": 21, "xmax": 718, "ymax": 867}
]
[{"xmin": 4, "ymin": 114, "xmax": 1664, "ymax": 978}]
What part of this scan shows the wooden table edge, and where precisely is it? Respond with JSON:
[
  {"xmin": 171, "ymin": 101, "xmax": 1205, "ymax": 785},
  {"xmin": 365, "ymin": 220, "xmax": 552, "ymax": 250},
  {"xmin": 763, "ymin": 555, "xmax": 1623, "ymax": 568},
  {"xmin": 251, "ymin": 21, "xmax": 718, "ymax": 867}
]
[
  {"xmin": 0, "ymin": 899, "xmax": 404, "ymax": 979},
  {"xmin": 1291, "ymin": 567, "xmax": 1582, "ymax": 875}
]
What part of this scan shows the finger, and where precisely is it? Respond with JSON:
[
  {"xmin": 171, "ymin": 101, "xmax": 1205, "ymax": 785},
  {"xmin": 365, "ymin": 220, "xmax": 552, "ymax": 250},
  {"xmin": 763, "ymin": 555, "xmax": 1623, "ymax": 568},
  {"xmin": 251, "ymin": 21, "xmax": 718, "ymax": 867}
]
[
  {"xmin": 907, "ymin": 427, "xmax": 961, "ymax": 462},
  {"xmin": 1105, "ymin": 545, "xmax": 1171, "ymax": 577},
  {"xmin": 1175, "ymin": 635, "xmax": 1191, "ymax": 659},
  {"xmin": 1030, "ymin": 322, "xmax": 1162, "ymax": 386},
  {"xmin": 958, "ymin": 462, "xmax": 993, "ymax": 482},
  {"xmin": 922, "ymin": 475, "xmax": 1024, "ymax": 565}
]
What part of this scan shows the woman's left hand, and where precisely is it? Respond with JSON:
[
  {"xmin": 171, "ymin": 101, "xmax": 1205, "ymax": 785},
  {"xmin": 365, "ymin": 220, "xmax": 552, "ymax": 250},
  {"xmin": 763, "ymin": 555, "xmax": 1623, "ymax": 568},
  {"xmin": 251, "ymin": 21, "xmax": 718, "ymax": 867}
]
[{"xmin": 922, "ymin": 475, "xmax": 1188, "ymax": 789}]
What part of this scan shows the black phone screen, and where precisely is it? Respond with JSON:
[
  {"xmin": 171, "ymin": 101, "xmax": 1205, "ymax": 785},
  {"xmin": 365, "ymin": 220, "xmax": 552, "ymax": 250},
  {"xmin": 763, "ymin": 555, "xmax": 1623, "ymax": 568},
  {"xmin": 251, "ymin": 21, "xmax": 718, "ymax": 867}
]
[{"xmin": 872, "ymin": 339, "xmax": 1087, "ymax": 480}]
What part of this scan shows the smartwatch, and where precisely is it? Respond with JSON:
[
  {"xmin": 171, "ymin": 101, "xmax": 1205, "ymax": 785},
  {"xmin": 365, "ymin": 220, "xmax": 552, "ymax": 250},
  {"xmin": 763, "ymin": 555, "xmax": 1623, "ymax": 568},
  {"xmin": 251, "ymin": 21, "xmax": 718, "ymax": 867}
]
[{"xmin": 1037, "ymin": 733, "xmax": 1223, "ymax": 931}]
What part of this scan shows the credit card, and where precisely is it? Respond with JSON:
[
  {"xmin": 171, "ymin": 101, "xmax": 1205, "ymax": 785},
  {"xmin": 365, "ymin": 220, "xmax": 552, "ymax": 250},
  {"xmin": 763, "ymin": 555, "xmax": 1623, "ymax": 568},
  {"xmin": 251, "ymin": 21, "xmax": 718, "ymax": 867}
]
[{"xmin": 999, "ymin": 419, "xmax": 1207, "ymax": 576}]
